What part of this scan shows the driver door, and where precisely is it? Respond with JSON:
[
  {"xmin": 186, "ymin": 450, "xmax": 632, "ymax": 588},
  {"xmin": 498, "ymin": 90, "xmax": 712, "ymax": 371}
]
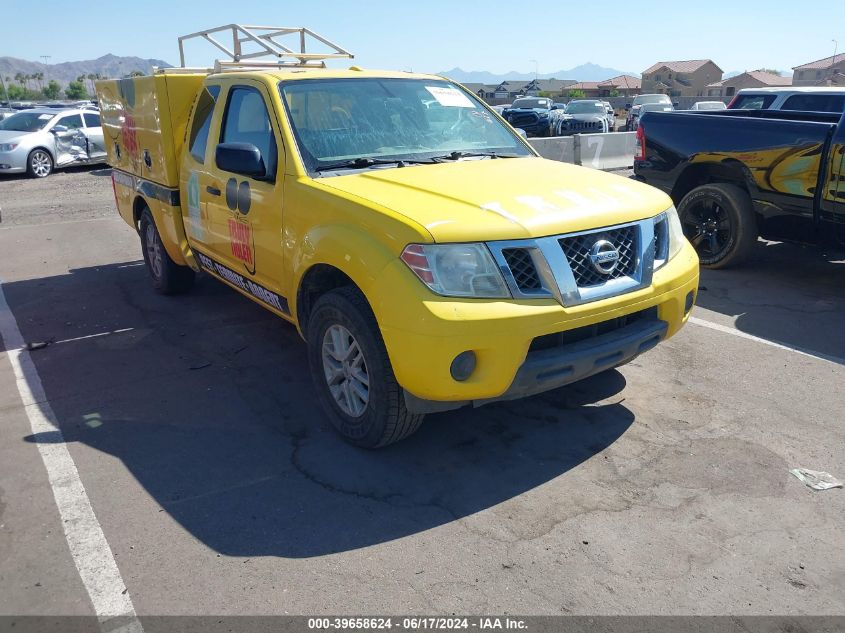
[{"xmin": 204, "ymin": 81, "xmax": 287, "ymax": 307}]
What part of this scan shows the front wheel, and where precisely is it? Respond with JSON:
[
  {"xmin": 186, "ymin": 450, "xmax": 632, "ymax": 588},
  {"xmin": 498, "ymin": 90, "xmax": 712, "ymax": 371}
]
[
  {"xmin": 677, "ymin": 183, "xmax": 758, "ymax": 269},
  {"xmin": 307, "ymin": 286, "xmax": 424, "ymax": 448},
  {"xmin": 139, "ymin": 208, "xmax": 195, "ymax": 294},
  {"xmin": 27, "ymin": 149, "xmax": 53, "ymax": 178}
]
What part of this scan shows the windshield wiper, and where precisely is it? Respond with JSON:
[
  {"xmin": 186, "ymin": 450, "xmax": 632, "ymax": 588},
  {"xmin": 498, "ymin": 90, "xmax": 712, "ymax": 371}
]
[
  {"xmin": 316, "ymin": 156, "xmax": 435, "ymax": 173},
  {"xmin": 432, "ymin": 151, "xmax": 521, "ymax": 162}
]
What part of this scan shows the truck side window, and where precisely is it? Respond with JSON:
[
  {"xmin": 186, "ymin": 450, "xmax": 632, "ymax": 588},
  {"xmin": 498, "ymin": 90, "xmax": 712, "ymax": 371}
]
[
  {"xmin": 220, "ymin": 86, "xmax": 277, "ymax": 179},
  {"xmin": 188, "ymin": 85, "xmax": 221, "ymax": 163},
  {"xmin": 782, "ymin": 94, "xmax": 845, "ymax": 113}
]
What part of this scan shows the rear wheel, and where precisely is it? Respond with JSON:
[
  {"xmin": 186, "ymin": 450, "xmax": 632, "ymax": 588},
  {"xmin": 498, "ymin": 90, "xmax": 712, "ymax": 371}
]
[
  {"xmin": 677, "ymin": 183, "xmax": 757, "ymax": 269},
  {"xmin": 307, "ymin": 286, "xmax": 424, "ymax": 448},
  {"xmin": 27, "ymin": 149, "xmax": 53, "ymax": 178},
  {"xmin": 139, "ymin": 208, "xmax": 195, "ymax": 294}
]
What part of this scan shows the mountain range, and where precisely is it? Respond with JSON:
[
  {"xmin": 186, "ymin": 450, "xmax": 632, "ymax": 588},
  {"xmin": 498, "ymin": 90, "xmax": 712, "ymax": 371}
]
[
  {"xmin": 437, "ymin": 64, "xmax": 638, "ymax": 84},
  {"xmin": 0, "ymin": 54, "xmax": 172, "ymax": 86}
]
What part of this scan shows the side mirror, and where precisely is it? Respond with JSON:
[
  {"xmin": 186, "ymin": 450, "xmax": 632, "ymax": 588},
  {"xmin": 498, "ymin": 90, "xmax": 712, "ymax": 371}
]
[
  {"xmin": 624, "ymin": 104, "xmax": 631, "ymax": 110},
  {"xmin": 216, "ymin": 142, "xmax": 266, "ymax": 179},
  {"xmin": 51, "ymin": 125, "xmax": 68, "ymax": 134}
]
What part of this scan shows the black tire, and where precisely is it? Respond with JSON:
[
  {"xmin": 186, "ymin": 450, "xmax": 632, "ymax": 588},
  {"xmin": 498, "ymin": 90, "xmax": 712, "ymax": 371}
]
[
  {"xmin": 677, "ymin": 183, "xmax": 757, "ymax": 269},
  {"xmin": 307, "ymin": 286, "xmax": 424, "ymax": 448},
  {"xmin": 139, "ymin": 208, "xmax": 195, "ymax": 294},
  {"xmin": 27, "ymin": 149, "xmax": 53, "ymax": 178}
]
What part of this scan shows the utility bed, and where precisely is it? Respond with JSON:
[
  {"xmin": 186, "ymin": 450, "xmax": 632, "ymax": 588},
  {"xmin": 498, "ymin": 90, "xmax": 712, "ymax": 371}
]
[{"xmin": 98, "ymin": 73, "xmax": 205, "ymax": 187}]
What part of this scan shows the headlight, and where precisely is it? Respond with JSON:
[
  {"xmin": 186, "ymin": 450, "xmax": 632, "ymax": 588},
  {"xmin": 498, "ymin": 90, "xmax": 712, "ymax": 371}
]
[
  {"xmin": 401, "ymin": 243, "xmax": 511, "ymax": 298},
  {"xmin": 654, "ymin": 206, "xmax": 686, "ymax": 269},
  {"xmin": 0, "ymin": 143, "xmax": 18, "ymax": 152}
]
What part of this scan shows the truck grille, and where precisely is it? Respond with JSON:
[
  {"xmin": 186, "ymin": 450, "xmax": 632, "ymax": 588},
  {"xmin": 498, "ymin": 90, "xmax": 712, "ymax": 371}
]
[
  {"xmin": 559, "ymin": 225, "xmax": 638, "ymax": 287},
  {"xmin": 502, "ymin": 248, "xmax": 542, "ymax": 291}
]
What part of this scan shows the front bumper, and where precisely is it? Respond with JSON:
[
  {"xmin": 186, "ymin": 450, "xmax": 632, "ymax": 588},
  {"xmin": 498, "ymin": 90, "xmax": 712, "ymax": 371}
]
[
  {"xmin": 0, "ymin": 146, "xmax": 29, "ymax": 173},
  {"xmin": 371, "ymin": 240, "xmax": 699, "ymax": 404}
]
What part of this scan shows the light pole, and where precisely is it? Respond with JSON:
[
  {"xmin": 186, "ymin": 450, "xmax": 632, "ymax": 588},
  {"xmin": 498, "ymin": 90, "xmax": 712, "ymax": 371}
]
[
  {"xmin": 529, "ymin": 59, "xmax": 538, "ymax": 80},
  {"xmin": 832, "ymin": 40, "xmax": 839, "ymax": 82}
]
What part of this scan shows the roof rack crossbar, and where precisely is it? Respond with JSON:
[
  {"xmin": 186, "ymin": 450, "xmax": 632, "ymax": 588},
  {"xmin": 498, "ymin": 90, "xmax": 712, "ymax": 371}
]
[{"xmin": 178, "ymin": 24, "xmax": 353, "ymax": 70}]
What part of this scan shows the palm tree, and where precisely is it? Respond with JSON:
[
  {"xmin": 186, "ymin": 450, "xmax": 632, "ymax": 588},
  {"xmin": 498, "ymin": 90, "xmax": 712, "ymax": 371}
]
[{"xmin": 34, "ymin": 72, "xmax": 44, "ymax": 91}]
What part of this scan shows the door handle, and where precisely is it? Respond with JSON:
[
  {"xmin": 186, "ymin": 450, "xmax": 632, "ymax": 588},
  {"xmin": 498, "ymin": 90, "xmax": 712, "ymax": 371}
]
[{"xmin": 206, "ymin": 185, "xmax": 221, "ymax": 196}]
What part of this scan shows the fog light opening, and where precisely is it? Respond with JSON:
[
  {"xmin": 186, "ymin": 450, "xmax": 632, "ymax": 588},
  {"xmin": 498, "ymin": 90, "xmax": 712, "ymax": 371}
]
[
  {"xmin": 685, "ymin": 291, "xmax": 695, "ymax": 315},
  {"xmin": 450, "ymin": 351, "xmax": 477, "ymax": 382}
]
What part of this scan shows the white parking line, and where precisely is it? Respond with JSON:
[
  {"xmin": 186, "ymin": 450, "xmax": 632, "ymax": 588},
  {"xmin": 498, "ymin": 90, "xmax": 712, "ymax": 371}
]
[
  {"xmin": 0, "ymin": 283, "xmax": 144, "ymax": 633},
  {"xmin": 689, "ymin": 316, "xmax": 844, "ymax": 366}
]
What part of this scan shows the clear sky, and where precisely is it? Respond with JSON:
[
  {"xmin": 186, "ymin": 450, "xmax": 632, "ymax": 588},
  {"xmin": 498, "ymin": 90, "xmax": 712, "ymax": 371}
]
[{"xmin": 2, "ymin": 0, "xmax": 841, "ymax": 75}]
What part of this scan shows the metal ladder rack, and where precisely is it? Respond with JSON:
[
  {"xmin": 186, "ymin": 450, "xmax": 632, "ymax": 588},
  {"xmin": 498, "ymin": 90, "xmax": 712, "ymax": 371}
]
[{"xmin": 177, "ymin": 24, "xmax": 354, "ymax": 72}]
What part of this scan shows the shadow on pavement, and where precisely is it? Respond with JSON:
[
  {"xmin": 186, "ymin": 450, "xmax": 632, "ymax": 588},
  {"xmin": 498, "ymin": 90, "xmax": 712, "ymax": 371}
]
[
  {"xmin": 2, "ymin": 260, "xmax": 633, "ymax": 558},
  {"xmin": 696, "ymin": 239, "xmax": 845, "ymax": 363}
]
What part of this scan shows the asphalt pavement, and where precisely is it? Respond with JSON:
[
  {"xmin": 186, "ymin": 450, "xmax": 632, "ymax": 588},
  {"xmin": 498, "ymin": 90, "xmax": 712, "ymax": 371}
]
[{"xmin": 0, "ymin": 167, "xmax": 843, "ymax": 622}]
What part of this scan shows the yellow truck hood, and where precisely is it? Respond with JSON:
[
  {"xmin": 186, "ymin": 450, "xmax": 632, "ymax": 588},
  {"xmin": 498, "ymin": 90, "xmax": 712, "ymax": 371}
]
[{"xmin": 320, "ymin": 157, "xmax": 672, "ymax": 242}]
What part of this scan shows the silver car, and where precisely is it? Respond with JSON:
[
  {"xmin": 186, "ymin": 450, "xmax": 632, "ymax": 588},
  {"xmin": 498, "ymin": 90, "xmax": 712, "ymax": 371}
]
[{"xmin": 0, "ymin": 107, "xmax": 107, "ymax": 178}]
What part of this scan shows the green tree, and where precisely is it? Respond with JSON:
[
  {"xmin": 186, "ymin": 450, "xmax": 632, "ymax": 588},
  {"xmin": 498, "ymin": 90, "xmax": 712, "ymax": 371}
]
[
  {"xmin": 608, "ymin": 89, "xmax": 620, "ymax": 97},
  {"xmin": 7, "ymin": 84, "xmax": 26, "ymax": 100},
  {"xmin": 33, "ymin": 72, "xmax": 44, "ymax": 90},
  {"xmin": 567, "ymin": 88, "xmax": 586, "ymax": 98},
  {"xmin": 43, "ymin": 80, "xmax": 61, "ymax": 100},
  {"xmin": 756, "ymin": 68, "xmax": 783, "ymax": 76},
  {"xmin": 65, "ymin": 80, "xmax": 89, "ymax": 100}
]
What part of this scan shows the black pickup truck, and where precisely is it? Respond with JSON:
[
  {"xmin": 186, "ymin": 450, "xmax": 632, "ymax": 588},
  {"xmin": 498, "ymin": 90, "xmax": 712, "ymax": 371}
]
[{"xmin": 633, "ymin": 109, "xmax": 845, "ymax": 267}]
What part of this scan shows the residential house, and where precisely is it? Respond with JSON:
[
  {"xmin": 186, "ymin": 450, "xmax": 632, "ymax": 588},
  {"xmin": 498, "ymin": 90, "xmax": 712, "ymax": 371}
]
[
  {"xmin": 792, "ymin": 54, "xmax": 845, "ymax": 86},
  {"xmin": 705, "ymin": 70, "xmax": 791, "ymax": 98},
  {"xmin": 521, "ymin": 78, "xmax": 577, "ymax": 96},
  {"xmin": 564, "ymin": 81, "xmax": 602, "ymax": 98},
  {"xmin": 641, "ymin": 60, "xmax": 723, "ymax": 97},
  {"xmin": 597, "ymin": 75, "xmax": 641, "ymax": 97}
]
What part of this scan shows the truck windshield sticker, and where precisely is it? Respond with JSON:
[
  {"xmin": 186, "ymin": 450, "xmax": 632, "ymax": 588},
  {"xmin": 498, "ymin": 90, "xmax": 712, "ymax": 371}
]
[
  {"xmin": 195, "ymin": 251, "xmax": 288, "ymax": 314},
  {"xmin": 425, "ymin": 86, "xmax": 474, "ymax": 108},
  {"xmin": 186, "ymin": 171, "xmax": 204, "ymax": 241}
]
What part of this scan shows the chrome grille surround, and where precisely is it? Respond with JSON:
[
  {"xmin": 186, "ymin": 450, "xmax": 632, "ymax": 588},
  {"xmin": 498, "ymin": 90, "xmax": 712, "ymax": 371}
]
[{"xmin": 488, "ymin": 216, "xmax": 663, "ymax": 307}]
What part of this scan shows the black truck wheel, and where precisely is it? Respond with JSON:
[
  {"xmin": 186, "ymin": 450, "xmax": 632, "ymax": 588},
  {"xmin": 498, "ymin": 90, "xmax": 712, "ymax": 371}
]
[
  {"xmin": 677, "ymin": 183, "xmax": 757, "ymax": 269},
  {"xmin": 139, "ymin": 208, "xmax": 195, "ymax": 294},
  {"xmin": 307, "ymin": 286, "xmax": 424, "ymax": 448}
]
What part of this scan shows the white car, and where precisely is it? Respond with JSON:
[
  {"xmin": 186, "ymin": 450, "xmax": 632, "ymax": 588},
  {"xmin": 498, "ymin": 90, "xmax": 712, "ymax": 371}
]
[
  {"xmin": 728, "ymin": 87, "xmax": 845, "ymax": 112},
  {"xmin": 689, "ymin": 101, "xmax": 727, "ymax": 111},
  {"xmin": 0, "ymin": 107, "xmax": 107, "ymax": 178}
]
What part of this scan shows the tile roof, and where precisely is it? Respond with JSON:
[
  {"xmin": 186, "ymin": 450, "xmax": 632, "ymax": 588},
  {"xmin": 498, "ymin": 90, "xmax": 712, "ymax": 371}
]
[
  {"xmin": 642, "ymin": 59, "xmax": 720, "ymax": 74},
  {"xmin": 793, "ymin": 53, "xmax": 845, "ymax": 70},
  {"xmin": 567, "ymin": 81, "xmax": 601, "ymax": 90},
  {"xmin": 706, "ymin": 71, "xmax": 792, "ymax": 88},
  {"xmin": 597, "ymin": 74, "xmax": 641, "ymax": 89}
]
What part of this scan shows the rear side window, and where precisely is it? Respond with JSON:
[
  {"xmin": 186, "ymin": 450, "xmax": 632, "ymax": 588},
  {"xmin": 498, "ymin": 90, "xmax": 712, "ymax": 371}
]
[
  {"xmin": 728, "ymin": 94, "xmax": 776, "ymax": 110},
  {"xmin": 220, "ymin": 86, "xmax": 277, "ymax": 178},
  {"xmin": 83, "ymin": 112, "xmax": 101, "ymax": 127},
  {"xmin": 56, "ymin": 113, "xmax": 84, "ymax": 129},
  {"xmin": 781, "ymin": 94, "xmax": 845, "ymax": 113},
  {"xmin": 188, "ymin": 85, "xmax": 221, "ymax": 163}
]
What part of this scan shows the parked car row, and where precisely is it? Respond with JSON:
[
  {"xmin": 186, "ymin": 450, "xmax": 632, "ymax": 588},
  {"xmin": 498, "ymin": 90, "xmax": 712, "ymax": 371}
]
[{"xmin": 500, "ymin": 97, "xmax": 615, "ymax": 137}]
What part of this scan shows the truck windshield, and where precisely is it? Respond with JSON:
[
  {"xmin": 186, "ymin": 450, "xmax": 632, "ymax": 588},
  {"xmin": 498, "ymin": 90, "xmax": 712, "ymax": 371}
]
[
  {"xmin": 566, "ymin": 102, "xmax": 605, "ymax": 114},
  {"xmin": 0, "ymin": 111, "xmax": 55, "ymax": 132},
  {"xmin": 279, "ymin": 78, "xmax": 531, "ymax": 173},
  {"xmin": 511, "ymin": 98, "xmax": 550, "ymax": 109},
  {"xmin": 634, "ymin": 95, "xmax": 671, "ymax": 105}
]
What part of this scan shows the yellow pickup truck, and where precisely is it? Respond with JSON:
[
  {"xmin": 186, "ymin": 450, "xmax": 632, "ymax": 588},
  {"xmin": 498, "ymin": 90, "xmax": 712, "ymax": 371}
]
[{"xmin": 96, "ymin": 26, "xmax": 698, "ymax": 447}]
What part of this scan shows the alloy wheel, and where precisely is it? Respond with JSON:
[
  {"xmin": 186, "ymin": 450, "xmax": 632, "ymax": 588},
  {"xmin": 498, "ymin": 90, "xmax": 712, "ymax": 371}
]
[
  {"xmin": 144, "ymin": 222, "xmax": 164, "ymax": 281},
  {"xmin": 30, "ymin": 151, "xmax": 52, "ymax": 177},
  {"xmin": 321, "ymin": 324, "xmax": 370, "ymax": 417},
  {"xmin": 682, "ymin": 198, "xmax": 732, "ymax": 260}
]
